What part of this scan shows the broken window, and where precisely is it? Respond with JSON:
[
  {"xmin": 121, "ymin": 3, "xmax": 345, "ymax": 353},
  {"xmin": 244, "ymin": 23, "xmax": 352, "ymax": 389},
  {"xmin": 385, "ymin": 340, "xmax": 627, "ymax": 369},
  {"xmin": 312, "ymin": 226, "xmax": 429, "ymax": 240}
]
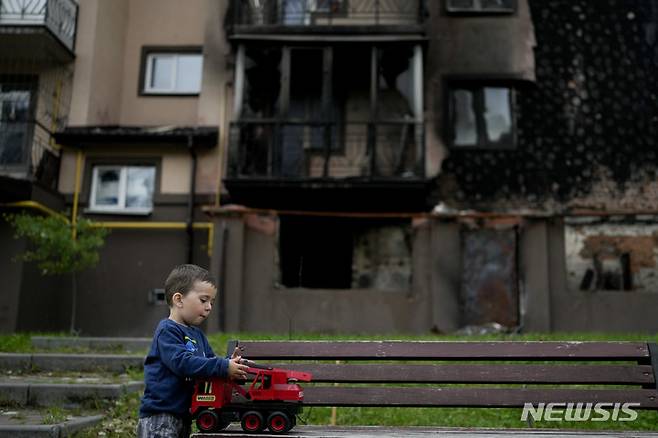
[
  {"xmin": 447, "ymin": 82, "xmax": 515, "ymax": 149},
  {"xmin": 278, "ymin": 217, "xmax": 412, "ymax": 290},
  {"xmin": 234, "ymin": 43, "xmax": 423, "ymax": 178},
  {"xmin": 564, "ymin": 218, "xmax": 658, "ymax": 292},
  {"xmin": 279, "ymin": 216, "xmax": 354, "ymax": 289},
  {"xmin": 242, "ymin": 47, "xmax": 282, "ymax": 118},
  {"xmin": 0, "ymin": 78, "xmax": 36, "ymax": 166},
  {"xmin": 376, "ymin": 46, "xmax": 420, "ymax": 176}
]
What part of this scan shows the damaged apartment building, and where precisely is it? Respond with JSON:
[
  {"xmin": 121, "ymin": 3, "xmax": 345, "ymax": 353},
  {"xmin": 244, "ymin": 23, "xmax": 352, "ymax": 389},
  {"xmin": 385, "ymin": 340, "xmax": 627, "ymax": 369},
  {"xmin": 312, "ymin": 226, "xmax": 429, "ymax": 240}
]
[{"xmin": 1, "ymin": 0, "xmax": 658, "ymax": 335}]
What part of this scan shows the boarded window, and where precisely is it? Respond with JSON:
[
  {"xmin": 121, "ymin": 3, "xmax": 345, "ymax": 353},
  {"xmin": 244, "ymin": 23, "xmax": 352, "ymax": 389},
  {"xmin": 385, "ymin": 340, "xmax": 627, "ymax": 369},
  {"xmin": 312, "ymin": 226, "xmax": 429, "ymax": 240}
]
[{"xmin": 460, "ymin": 228, "xmax": 518, "ymax": 327}]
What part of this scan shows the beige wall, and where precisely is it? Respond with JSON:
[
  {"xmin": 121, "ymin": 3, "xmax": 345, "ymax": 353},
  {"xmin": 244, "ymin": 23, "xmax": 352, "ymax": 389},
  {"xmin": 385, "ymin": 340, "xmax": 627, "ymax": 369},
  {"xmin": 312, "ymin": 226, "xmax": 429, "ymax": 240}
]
[
  {"xmin": 61, "ymin": 0, "xmax": 233, "ymax": 196},
  {"xmin": 68, "ymin": 0, "xmax": 129, "ymax": 125},
  {"xmin": 118, "ymin": 0, "xmax": 206, "ymax": 126}
]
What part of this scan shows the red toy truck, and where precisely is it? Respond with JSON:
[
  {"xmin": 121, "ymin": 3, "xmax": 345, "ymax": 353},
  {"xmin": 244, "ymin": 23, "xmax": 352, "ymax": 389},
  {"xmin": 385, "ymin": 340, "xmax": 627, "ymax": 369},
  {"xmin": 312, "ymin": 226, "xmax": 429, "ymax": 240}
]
[{"xmin": 191, "ymin": 361, "xmax": 312, "ymax": 434}]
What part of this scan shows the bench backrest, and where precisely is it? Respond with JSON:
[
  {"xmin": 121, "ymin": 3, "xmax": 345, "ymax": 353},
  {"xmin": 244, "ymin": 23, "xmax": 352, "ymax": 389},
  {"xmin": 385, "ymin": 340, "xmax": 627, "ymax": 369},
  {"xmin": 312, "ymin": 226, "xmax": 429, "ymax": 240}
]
[{"xmin": 229, "ymin": 340, "xmax": 658, "ymax": 409}]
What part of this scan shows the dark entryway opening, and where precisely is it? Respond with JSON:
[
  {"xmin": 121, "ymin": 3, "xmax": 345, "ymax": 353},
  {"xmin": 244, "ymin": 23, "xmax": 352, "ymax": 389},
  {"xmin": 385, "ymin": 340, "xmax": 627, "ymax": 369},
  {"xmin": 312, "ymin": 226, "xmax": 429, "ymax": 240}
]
[{"xmin": 279, "ymin": 216, "xmax": 353, "ymax": 288}]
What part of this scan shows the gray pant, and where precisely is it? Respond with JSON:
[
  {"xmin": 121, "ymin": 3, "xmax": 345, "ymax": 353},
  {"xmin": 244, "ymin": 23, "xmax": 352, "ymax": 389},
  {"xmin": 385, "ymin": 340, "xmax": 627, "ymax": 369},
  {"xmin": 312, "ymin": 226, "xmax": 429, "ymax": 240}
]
[{"xmin": 136, "ymin": 413, "xmax": 192, "ymax": 438}]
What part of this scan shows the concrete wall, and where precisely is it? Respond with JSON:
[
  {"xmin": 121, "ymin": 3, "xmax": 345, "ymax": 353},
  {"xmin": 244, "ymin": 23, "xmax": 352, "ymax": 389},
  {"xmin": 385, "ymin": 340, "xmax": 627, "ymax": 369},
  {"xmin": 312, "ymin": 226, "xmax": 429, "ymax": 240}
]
[
  {"xmin": 547, "ymin": 219, "xmax": 658, "ymax": 333},
  {"xmin": 207, "ymin": 211, "xmax": 658, "ymax": 335},
  {"xmin": 0, "ymin": 221, "xmax": 25, "ymax": 333},
  {"xmin": 74, "ymin": 228, "xmax": 210, "ymax": 336},
  {"xmin": 211, "ymin": 213, "xmax": 437, "ymax": 334}
]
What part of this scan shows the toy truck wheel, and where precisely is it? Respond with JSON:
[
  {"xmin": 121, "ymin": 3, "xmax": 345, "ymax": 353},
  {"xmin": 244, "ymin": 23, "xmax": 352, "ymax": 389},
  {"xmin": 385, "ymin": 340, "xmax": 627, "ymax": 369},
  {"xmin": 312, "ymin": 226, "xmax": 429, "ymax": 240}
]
[
  {"xmin": 241, "ymin": 411, "xmax": 265, "ymax": 433},
  {"xmin": 196, "ymin": 409, "xmax": 228, "ymax": 432},
  {"xmin": 267, "ymin": 411, "xmax": 292, "ymax": 434}
]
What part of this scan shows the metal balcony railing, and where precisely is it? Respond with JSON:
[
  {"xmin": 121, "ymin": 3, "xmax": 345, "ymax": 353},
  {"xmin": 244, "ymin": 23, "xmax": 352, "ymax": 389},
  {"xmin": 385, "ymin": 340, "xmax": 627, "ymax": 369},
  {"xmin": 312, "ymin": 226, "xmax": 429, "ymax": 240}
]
[
  {"xmin": 0, "ymin": 0, "xmax": 79, "ymax": 52},
  {"xmin": 0, "ymin": 121, "xmax": 61, "ymax": 189},
  {"xmin": 230, "ymin": 0, "xmax": 424, "ymax": 27},
  {"xmin": 228, "ymin": 120, "xmax": 425, "ymax": 180}
]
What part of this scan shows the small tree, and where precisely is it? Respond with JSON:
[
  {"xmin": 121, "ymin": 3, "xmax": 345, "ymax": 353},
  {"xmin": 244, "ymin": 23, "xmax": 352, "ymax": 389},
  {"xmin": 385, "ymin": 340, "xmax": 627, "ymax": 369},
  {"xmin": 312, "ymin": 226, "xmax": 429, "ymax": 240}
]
[{"xmin": 5, "ymin": 212, "xmax": 108, "ymax": 334}]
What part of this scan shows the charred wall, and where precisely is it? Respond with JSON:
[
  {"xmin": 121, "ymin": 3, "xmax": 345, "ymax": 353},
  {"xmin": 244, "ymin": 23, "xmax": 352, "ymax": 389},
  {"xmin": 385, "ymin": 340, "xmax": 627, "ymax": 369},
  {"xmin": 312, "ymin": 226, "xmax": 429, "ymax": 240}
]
[{"xmin": 435, "ymin": 0, "xmax": 658, "ymax": 211}]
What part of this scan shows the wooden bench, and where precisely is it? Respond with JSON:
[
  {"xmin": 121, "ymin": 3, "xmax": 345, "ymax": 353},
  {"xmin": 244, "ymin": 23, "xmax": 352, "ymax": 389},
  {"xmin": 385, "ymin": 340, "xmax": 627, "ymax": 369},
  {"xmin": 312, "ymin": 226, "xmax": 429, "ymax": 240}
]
[{"xmin": 229, "ymin": 340, "xmax": 658, "ymax": 413}]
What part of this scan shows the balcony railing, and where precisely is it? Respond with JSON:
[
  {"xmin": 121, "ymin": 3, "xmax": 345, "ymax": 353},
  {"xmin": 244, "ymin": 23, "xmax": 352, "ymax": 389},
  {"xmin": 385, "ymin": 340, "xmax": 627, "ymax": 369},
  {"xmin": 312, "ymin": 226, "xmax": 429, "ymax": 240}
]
[
  {"xmin": 0, "ymin": 0, "xmax": 78, "ymax": 52},
  {"xmin": 230, "ymin": 0, "xmax": 424, "ymax": 28},
  {"xmin": 228, "ymin": 120, "xmax": 425, "ymax": 180},
  {"xmin": 0, "ymin": 121, "xmax": 61, "ymax": 189}
]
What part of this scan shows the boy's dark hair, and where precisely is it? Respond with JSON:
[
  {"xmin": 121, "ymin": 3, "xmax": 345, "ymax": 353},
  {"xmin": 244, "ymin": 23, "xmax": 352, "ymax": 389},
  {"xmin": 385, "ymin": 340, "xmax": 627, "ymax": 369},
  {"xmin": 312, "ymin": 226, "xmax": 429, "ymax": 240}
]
[{"xmin": 164, "ymin": 264, "xmax": 216, "ymax": 306}]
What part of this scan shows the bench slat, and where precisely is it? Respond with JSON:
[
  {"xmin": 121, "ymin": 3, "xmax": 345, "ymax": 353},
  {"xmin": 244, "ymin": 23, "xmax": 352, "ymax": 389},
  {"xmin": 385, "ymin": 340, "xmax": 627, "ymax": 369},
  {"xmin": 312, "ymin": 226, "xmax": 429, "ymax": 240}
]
[
  {"xmin": 302, "ymin": 387, "xmax": 658, "ymax": 408},
  {"xmin": 266, "ymin": 363, "xmax": 655, "ymax": 385},
  {"xmin": 235, "ymin": 341, "xmax": 649, "ymax": 361}
]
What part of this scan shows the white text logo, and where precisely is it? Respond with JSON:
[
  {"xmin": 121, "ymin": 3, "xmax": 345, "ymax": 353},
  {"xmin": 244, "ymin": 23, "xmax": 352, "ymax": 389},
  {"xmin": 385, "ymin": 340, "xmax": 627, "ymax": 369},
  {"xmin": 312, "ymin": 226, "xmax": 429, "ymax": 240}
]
[{"xmin": 521, "ymin": 402, "xmax": 640, "ymax": 422}]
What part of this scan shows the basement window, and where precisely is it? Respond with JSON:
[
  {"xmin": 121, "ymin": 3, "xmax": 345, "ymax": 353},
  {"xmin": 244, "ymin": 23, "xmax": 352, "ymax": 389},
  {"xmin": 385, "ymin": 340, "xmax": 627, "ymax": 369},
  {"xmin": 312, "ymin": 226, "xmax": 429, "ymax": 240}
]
[
  {"xmin": 447, "ymin": 82, "xmax": 516, "ymax": 149},
  {"xmin": 278, "ymin": 217, "xmax": 412, "ymax": 290},
  {"xmin": 89, "ymin": 165, "xmax": 156, "ymax": 214},
  {"xmin": 446, "ymin": 0, "xmax": 516, "ymax": 14}
]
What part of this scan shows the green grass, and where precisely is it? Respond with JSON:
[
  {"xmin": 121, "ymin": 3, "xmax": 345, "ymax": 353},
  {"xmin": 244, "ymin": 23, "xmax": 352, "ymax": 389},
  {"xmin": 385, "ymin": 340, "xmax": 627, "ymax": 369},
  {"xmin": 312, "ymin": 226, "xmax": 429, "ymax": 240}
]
[{"xmin": 0, "ymin": 332, "xmax": 34, "ymax": 353}]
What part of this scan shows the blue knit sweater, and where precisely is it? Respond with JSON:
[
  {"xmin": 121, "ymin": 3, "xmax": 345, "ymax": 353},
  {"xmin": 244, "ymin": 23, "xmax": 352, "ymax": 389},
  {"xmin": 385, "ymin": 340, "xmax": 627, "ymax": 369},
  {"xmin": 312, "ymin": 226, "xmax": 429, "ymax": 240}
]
[{"xmin": 139, "ymin": 318, "xmax": 229, "ymax": 418}]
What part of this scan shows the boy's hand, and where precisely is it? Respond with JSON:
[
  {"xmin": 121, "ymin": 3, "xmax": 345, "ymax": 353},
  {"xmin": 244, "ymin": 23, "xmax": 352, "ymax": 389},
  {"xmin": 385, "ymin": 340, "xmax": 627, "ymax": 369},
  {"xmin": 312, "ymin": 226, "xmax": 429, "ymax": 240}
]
[{"xmin": 228, "ymin": 356, "xmax": 249, "ymax": 380}]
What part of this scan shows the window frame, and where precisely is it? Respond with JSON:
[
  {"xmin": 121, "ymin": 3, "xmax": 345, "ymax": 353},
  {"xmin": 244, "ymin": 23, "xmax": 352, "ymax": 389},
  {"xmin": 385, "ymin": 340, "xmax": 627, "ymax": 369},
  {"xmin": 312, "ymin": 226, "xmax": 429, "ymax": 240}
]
[
  {"xmin": 444, "ymin": 0, "xmax": 517, "ymax": 15},
  {"xmin": 88, "ymin": 164, "xmax": 157, "ymax": 215},
  {"xmin": 139, "ymin": 46, "xmax": 203, "ymax": 96},
  {"xmin": 444, "ymin": 78, "xmax": 518, "ymax": 151}
]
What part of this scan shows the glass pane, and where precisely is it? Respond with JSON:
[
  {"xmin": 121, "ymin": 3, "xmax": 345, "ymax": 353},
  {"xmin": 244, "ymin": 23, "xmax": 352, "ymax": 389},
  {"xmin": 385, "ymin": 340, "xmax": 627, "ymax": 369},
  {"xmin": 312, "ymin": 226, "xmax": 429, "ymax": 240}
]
[
  {"xmin": 150, "ymin": 55, "xmax": 174, "ymax": 90},
  {"xmin": 483, "ymin": 87, "xmax": 512, "ymax": 144},
  {"xmin": 0, "ymin": 90, "xmax": 31, "ymax": 165},
  {"xmin": 452, "ymin": 89, "xmax": 477, "ymax": 146},
  {"xmin": 0, "ymin": 91, "xmax": 31, "ymax": 121},
  {"xmin": 126, "ymin": 167, "xmax": 155, "ymax": 208},
  {"xmin": 94, "ymin": 168, "xmax": 121, "ymax": 206},
  {"xmin": 283, "ymin": 0, "xmax": 306, "ymax": 24},
  {"xmin": 176, "ymin": 54, "xmax": 203, "ymax": 93}
]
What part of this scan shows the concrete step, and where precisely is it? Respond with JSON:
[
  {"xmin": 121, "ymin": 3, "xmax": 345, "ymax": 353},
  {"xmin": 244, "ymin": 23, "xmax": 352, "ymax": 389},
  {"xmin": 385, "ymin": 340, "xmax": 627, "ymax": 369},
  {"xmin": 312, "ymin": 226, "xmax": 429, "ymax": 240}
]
[
  {"xmin": 31, "ymin": 336, "xmax": 151, "ymax": 352},
  {"xmin": 0, "ymin": 380, "xmax": 144, "ymax": 408},
  {"xmin": 0, "ymin": 353, "xmax": 144, "ymax": 373},
  {"xmin": 0, "ymin": 410, "xmax": 103, "ymax": 438}
]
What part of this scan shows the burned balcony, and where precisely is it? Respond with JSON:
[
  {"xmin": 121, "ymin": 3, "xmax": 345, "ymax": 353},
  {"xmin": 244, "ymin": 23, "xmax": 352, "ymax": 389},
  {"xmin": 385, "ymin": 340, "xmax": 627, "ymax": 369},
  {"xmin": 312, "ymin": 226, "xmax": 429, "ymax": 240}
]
[
  {"xmin": 229, "ymin": 120, "xmax": 425, "ymax": 179},
  {"xmin": 0, "ymin": 0, "xmax": 78, "ymax": 58},
  {"xmin": 224, "ymin": 120, "xmax": 429, "ymax": 211},
  {"xmin": 228, "ymin": 0, "xmax": 425, "ymax": 33},
  {"xmin": 0, "ymin": 121, "xmax": 60, "ymax": 191}
]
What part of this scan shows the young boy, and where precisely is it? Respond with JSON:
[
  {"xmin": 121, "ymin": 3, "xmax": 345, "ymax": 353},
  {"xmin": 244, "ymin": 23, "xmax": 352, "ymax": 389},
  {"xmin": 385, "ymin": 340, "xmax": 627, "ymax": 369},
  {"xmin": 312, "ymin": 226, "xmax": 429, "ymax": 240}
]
[{"xmin": 137, "ymin": 264, "xmax": 249, "ymax": 438}]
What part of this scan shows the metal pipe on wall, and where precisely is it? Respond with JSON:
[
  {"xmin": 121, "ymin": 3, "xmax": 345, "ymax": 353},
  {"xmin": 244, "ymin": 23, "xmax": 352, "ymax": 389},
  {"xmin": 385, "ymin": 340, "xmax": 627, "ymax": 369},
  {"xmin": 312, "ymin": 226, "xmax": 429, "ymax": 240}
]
[{"xmin": 187, "ymin": 134, "xmax": 198, "ymax": 264}]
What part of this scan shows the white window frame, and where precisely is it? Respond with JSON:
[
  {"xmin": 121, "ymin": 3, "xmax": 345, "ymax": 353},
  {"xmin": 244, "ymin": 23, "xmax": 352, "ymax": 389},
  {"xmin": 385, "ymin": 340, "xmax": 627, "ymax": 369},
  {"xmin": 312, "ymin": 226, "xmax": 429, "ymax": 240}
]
[
  {"xmin": 143, "ymin": 52, "xmax": 203, "ymax": 95},
  {"xmin": 88, "ymin": 165, "xmax": 155, "ymax": 214}
]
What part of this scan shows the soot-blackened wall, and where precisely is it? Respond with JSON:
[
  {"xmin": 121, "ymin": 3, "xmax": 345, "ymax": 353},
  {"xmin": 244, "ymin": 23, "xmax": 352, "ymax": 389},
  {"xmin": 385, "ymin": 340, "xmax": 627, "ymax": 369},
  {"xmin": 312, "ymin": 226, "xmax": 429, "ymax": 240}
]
[{"xmin": 436, "ymin": 0, "xmax": 658, "ymax": 211}]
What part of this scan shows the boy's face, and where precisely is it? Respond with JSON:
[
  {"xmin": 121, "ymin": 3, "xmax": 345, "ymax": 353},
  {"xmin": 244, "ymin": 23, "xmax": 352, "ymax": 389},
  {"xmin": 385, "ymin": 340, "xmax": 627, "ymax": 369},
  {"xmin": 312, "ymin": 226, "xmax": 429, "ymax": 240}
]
[{"xmin": 172, "ymin": 280, "xmax": 217, "ymax": 326}]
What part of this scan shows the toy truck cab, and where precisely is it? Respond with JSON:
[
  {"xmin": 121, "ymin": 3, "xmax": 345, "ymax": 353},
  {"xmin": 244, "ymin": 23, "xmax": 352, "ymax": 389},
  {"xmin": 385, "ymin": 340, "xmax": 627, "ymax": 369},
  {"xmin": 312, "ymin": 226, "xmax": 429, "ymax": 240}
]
[{"xmin": 191, "ymin": 363, "xmax": 312, "ymax": 434}]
